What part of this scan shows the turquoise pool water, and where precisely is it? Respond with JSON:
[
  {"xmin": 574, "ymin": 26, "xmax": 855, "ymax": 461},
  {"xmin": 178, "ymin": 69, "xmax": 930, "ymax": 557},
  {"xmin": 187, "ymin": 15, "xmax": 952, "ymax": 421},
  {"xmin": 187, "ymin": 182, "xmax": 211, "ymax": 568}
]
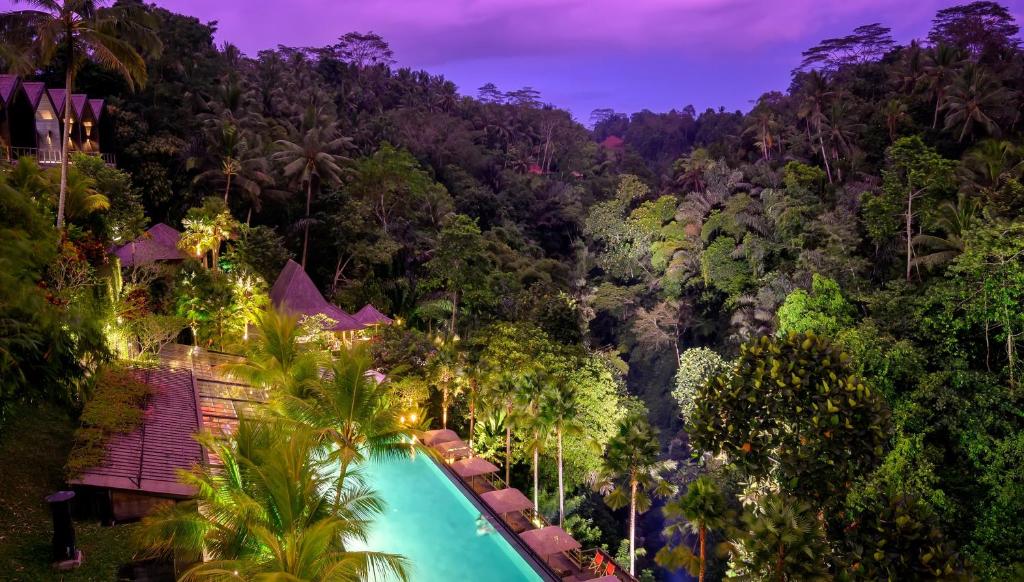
[{"xmin": 349, "ymin": 451, "xmax": 543, "ymax": 582}]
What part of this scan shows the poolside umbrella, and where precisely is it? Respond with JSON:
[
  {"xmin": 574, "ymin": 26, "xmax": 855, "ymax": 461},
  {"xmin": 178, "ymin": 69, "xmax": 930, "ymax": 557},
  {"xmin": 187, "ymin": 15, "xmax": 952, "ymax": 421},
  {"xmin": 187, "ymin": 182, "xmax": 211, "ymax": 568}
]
[
  {"xmin": 434, "ymin": 439, "xmax": 472, "ymax": 460},
  {"xmin": 421, "ymin": 428, "xmax": 460, "ymax": 446},
  {"xmin": 481, "ymin": 488, "xmax": 532, "ymax": 517},
  {"xmin": 520, "ymin": 525, "xmax": 581, "ymax": 559},
  {"xmin": 451, "ymin": 456, "xmax": 498, "ymax": 490}
]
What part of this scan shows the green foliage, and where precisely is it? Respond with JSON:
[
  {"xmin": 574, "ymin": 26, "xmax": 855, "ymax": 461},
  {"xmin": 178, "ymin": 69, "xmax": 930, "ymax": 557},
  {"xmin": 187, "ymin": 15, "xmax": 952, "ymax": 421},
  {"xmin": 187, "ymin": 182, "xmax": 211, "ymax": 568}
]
[
  {"xmin": 777, "ymin": 274, "xmax": 857, "ymax": 337},
  {"xmin": 690, "ymin": 332, "xmax": 890, "ymax": 508},
  {"xmin": 700, "ymin": 236, "xmax": 750, "ymax": 299},
  {"xmin": 66, "ymin": 367, "xmax": 151, "ymax": 478},
  {"xmin": 225, "ymin": 224, "xmax": 292, "ymax": 283},
  {"xmin": 730, "ymin": 494, "xmax": 831, "ymax": 581},
  {"xmin": 843, "ymin": 493, "xmax": 965, "ymax": 580},
  {"xmin": 672, "ymin": 347, "xmax": 729, "ymax": 425},
  {"xmin": 657, "ymin": 475, "xmax": 735, "ymax": 578}
]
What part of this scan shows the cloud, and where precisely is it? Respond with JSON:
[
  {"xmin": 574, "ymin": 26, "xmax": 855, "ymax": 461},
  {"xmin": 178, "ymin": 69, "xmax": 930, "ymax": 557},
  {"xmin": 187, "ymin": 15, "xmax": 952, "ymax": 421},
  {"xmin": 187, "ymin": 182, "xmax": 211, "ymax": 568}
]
[{"xmin": 157, "ymin": 0, "xmax": 953, "ymax": 66}]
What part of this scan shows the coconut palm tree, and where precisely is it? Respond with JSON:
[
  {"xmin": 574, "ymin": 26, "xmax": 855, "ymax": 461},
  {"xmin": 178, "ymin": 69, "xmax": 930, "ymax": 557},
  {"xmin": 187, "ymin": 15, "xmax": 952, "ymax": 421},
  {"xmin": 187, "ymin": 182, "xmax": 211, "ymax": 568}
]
[
  {"xmin": 656, "ymin": 476, "xmax": 734, "ymax": 582},
  {"xmin": 943, "ymin": 63, "xmax": 1013, "ymax": 142},
  {"xmin": 911, "ymin": 192, "xmax": 981, "ymax": 270},
  {"xmin": 425, "ymin": 335, "xmax": 464, "ymax": 430},
  {"xmin": 280, "ymin": 347, "xmax": 414, "ymax": 508},
  {"xmin": 219, "ymin": 307, "xmax": 323, "ymax": 398},
  {"xmin": 481, "ymin": 372, "xmax": 525, "ymax": 486},
  {"xmin": 541, "ymin": 383, "xmax": 583, "ymax": 526},
  {"xmin": 273, "ymin": 111, "xmax": 350, "ymax": 267},
  {"xmin": 593, "ymin": 413, "xmax": 677, "ymax": 576},
  {"xmin": 797, "ymin": 71, "xmax": 834, "ymax": 183},
  {"xmin": 731, "ymin": 494, "xmax": 829, "ymax": 581},
  {"xmin": 0, "ymin": 0, "xmax": 159, "ymax": 230},
  {"xmin": 137, "ymin": 419, "xmax": 408, "ymax": 581},
  {"xmin": 960, "ymin": 139, "xmax": 1022, "ymax": 197},
  {"xmin": 510, "ymin": 370, "xmax": 550, "ymax": 511},
  {"xmin": 921, "ymin": 44, "xmax": 963, "ymax": 129}
]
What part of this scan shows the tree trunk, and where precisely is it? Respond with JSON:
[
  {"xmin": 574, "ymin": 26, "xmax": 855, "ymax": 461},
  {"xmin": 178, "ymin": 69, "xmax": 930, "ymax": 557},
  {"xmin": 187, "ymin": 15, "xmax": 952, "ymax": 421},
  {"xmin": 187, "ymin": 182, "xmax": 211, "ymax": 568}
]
[
  {"xmin": 334, "ymin": 457, "xmax": 351, "ymax": 509},
  {"xmin": 932, "ymin": 91, "xmax": 942, "ymax": 129},
  {"xmin": 533, "ymin": 447, "xmax": 539, "ymax": 512},
  {"xmin": 905, "ymin": 191, "xmax": 915, "ymax": 281},
  {"xmin": 557, "ymin": 428, "xmax": 565, "ymax": 526},
  {"xmin": 442, "ymin": 387, "xmax": 449, "ymax": 429},
  {"xmin": 818, "ymin": 132, "xmax": 833, "ymax": 184},
  {"xmin": 223, "ymin": 172, "xmax": 232, "ymax": 203},
  {"xmin": 302, "ymin": 180, "xmax": 312, "ymax": 268},
  {"xmin": 469, "ymin": 382, "xmax": 476, "ymax": 451},
  {"xmin": 505, "ymin": 424, "xmax": 512, "ymax": 485},
  {"xmin": 450, "ymin": 289, "xmax": 458, "ymax": 336},
  {"xmin": 629, "ymin": 479, "xmax": 637, "ymax": 576},
  {"xmin": 57, "ymin": 67, "xmax": 74, "ymax": 230},
  {"xmin": 698, "ymin": 526, "xmax": 706, "ymax": 582}
]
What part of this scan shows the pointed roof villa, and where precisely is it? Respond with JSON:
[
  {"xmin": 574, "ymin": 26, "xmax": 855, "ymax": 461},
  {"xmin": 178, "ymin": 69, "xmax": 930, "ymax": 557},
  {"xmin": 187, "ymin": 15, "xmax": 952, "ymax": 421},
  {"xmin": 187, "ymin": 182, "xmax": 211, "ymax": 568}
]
[
  {"xmin": 113, "ymin": 223, "xmax": 188, "ymax": 267},
  {"xmin": 20, "ymin": 81, "xmax": 49, "ymax": 110},
  {"xmin": 0, "ymin": 74, "xmax": 18, "ymax": 105},
  {"xmin": 89, "ymin": 98, "xmax": 105, "ymax": 120},
  {"xmin": 71, "ymin": 93, "xmax": 90, "ymax": 118},
  {"xmin": 49, "ymin": 88, "xmax": 68, "ymax": 117},
  {"xmin": 269, "ymin": 260, "xmax": 364, "ymax": 332},
  {"xmin": 353, "ymin": 303, "xmax": 393, "ymax": 326}
]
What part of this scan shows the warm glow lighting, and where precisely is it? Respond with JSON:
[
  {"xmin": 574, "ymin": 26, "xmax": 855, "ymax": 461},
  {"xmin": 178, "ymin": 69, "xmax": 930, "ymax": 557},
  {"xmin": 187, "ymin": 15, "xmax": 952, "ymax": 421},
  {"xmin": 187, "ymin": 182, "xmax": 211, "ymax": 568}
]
[
  {"xmin": 400, "ymin": 415, "xmax": 406, "ymax": 424},
  {"xmin": 410, "ymin": 412, "xmax": 418, "ymax": 422}
]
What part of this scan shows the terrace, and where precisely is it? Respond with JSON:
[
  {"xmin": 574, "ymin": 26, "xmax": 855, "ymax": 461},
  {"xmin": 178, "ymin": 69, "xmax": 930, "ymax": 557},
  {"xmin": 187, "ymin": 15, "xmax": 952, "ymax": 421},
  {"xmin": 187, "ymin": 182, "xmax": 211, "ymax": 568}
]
[{"xmin": 422, "ymin": 429, "xmax": 637, "ymax": 582}]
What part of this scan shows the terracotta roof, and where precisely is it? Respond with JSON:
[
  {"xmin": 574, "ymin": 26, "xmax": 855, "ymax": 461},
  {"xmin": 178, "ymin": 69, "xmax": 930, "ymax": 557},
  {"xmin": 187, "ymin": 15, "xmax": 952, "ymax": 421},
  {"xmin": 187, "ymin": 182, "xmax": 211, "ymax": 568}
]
[
  {"xmin": 520, "ymin": 526, "xmax": 581, "ymax": 557},
  {"xmin": 0, "ymin": 74, "xmax": 18, "ymax": 105},
  {"xmin": 600, "ymin": 135, "xmax": 624, "ymax": 149},
  {"xmin": 49, "ymin": 88, "xmax": 68, "ymax": 116},
  {"xmin": 71, "ymin": 93, "xmax": 90, "ymax": 118},
  {"xmin": 269, "ymin": 260, "xmax": 362, "ymax": 332},
  {"xmin": 70, "ymin": 365, "xmax": 204, "ymax": 497},
  {"xmin": 481, "ymin": 488, "xmax": 533, "ymax": 515},
  {"xmin": 353, "ymin": 304, "xmax": 393, "ymax": 326},
  {"xmin": 451, "ymin": 456, "xmax": 499, "ymax": 478},
  {"xmin": 20, "ymin": 82, "xmax": 48, "ymax": 110},
  {"xmin": 89, "ymin": 98, "xmax": 105, "ymax": 120},
  {"xmin": 113, "ymin": 223, "xmax": 187, "ymax": 267}
]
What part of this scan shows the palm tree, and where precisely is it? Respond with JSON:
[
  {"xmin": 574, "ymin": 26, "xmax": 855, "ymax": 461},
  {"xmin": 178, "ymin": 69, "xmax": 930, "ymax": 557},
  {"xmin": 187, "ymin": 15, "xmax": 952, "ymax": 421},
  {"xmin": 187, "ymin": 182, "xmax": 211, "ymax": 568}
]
[
  {"xmin": 510, "ymin": 371, "xmax": 550, "ymax": 511},
  {"xmin": 137, "ymin": 419, "xmax": 408, "ymax": 581},
  {"xmin": 731, "ymin": 494, "xmax": 829, "ymax": 581},
  {"xmin": 541, "ymin": 383, "xmax": 582, "ymax": 526},
  {"xmin": 921, "ymin": 44, "xmax": 962, "ymax": 129},
  {"xmin": 0, "ymin": 0, "xmax": 159, "ymax": 230},
  {"xmin": 943, "ymin": 63, "xmax": 1013, "ymax": 142},
  {"xmin": 883, "ymin": 99, "xmax": 908, "ymax": 142},
  {"xmin": 273, "ymin": 112, "xmax": 350, "ymax": 267},
  {"xmin": 281, "ymin": 347, "xmax": 414, "ymax": 509},
  {"xmin": 593, "ymin": 413, "xmax": 677, "ymax": 576},
  {"xmin": 219, "ymin": 307, "xmax": 323, "ymax": 398},
  {"xmin": 656, "ymin": 476, "xmax": 734, "ymax": 582},
  {"xmin": 178, "ymin": 205, "xmax": 236, "ymax": 270},
  {"xmin": 911, "ymin": 192, "xmax": 981, "ymax": 270},
  {"xmin": 425, "ymin": 336, "xmax": 463, "ymax": 430},
  {"xmin": 960, "ymin": 139, "xmax": 1022, "ymax": 197},
  {"xmin": 797, "ymin": 71, "xmax": 834, "ymax": 183},
  {"xmin": 481, "ymin": 373, "xmax": 523, "ymax": 486}
]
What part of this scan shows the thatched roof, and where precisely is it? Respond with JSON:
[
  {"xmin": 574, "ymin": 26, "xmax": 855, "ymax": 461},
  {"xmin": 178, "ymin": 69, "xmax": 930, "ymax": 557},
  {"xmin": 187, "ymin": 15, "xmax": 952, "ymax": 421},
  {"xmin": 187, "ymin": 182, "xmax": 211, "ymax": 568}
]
[
  {"xmin": 269, "ymin": 260, "xmax": 362, "ymax": 332},
  {"xmin": 113, "ymin": 223, "xmax": 187, "ymax": 267}
]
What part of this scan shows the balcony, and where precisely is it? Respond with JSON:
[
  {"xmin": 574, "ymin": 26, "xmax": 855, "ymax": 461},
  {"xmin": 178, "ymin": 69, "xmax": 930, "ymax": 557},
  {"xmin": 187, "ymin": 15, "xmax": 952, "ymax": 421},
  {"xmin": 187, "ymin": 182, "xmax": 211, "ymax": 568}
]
[{"xmin": 5, "ymin": 146, "xmax": 115, "ymax": 167}]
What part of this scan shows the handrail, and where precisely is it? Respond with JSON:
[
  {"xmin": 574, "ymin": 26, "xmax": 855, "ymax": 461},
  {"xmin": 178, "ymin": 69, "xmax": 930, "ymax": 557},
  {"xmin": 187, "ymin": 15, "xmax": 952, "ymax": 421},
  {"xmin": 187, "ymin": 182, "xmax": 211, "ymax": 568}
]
[{"xmin": 6, "ymin": 146, "xmax": 115, "ymax": 166}]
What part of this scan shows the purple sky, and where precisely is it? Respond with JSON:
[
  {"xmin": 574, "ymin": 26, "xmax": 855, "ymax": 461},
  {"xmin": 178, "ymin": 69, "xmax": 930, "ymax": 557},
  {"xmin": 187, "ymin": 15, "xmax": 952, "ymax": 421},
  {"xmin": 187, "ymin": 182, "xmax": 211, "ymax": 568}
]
[{"xmin": 8, "ymin": 1, "xmax": 1024, "ymax": 120}]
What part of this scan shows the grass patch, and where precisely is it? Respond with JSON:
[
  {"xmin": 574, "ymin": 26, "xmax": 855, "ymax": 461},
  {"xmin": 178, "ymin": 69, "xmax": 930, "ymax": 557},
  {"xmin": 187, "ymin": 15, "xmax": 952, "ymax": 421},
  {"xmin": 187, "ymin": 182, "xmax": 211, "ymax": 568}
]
[
  {"xmin": 0, "ymin": 402, "xmax": 138, "ymax": 581},
  {"xmin": 65, "ymin": 367, "xmax": 150, "ymax": 479}
]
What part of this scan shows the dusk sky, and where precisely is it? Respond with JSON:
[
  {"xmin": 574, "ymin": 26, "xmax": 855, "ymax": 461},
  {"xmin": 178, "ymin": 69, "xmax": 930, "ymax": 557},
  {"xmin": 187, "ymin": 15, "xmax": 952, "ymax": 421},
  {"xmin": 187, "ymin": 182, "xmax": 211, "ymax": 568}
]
[{"xmin": 11, "ymin": 1, "xmax": 1024, "ymax": 120}]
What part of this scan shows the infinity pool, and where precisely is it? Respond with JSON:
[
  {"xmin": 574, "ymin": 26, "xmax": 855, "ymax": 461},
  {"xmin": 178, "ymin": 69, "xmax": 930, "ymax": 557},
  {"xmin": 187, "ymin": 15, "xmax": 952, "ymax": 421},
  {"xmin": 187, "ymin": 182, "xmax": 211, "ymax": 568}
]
[{"xmin": 349, "ymin": 451, "xmax": 543, "ymax": 582}]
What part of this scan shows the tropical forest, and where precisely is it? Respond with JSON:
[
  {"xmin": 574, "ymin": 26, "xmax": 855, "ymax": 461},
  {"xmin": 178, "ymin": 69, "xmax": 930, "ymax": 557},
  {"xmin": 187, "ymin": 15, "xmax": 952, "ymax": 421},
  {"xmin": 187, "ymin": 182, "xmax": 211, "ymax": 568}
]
[{"xmin": 0, "ymin": 1, "xmax": 1023, "ymax": 581}]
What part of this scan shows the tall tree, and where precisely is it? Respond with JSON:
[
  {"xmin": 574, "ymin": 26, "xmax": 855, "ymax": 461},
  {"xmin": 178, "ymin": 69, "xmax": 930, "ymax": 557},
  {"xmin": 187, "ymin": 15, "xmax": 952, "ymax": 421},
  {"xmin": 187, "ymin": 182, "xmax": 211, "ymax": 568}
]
[
  {"xmin": 656, "ymin": 476, "xmax": 734, "ymax": 582},
  {"xmin": 0, "ymin": 0, "xmax": 159, "ymax": 230},
  {"xmin": 541, "ymin": 383, "xmax": 583, "ymax": 526},
  {"xmin": 273, "ymin": 114, "xmax": 349, "ymax": 267},
  {"xmin": 593, "ymin": 413, "xmax": 676, "ymax": 576}
]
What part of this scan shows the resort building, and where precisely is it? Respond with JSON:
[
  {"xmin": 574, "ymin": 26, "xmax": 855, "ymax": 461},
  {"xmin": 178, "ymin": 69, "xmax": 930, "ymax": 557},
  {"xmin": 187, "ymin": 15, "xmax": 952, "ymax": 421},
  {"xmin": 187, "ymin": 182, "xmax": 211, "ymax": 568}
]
[
  {"xmin": 269, "ymin": 259, "xmax": 391, "ymax": 343},
  {"xmin": 0, "ymin": 74, "xmax": 114, "ymax": 165},
  {"xmin": 112, "ymin": 223, "xmax": 188, "ymax": 267}
]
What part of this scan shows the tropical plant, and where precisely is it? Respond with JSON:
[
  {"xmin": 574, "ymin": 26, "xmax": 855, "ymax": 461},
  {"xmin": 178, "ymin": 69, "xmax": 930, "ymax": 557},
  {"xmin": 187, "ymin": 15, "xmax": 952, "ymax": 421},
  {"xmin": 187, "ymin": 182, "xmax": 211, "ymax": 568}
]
[
  {"xmin": 729, "ymin": 493, "xmax": 830, "ymax": 581},
  {"xmin": 278, "ymin": 346, "xmax": 415, "ymax": 508},
  {"xmin": 0, "ymin": 0, "xmax": 159, "ymax": 230},
  {"xmin": 656, "ymin": 476, "xmax": 735, "ymax": 582},
  {"xmin": 672, "ymin": 347, "xmax": 729, "ymax": 426},
  {"xmin": 219, "ymin": 307, "xmax": 322, "ymax": 397},
  {"xmin": 273, "ymin": 113, "xmax": 350, "ymax": 267},
  {"xmin": 690, "ymin": 332, "xmax": 890, "ymax": 511},
  {"xmin": 424, "ymin": 335, "xmax": 463, "ymax": 430},
  {"xmin": 592, "ymin": 412, "xmax": 677, "ymax": 576},
  {"xmin": 136, "ymin": 419, "xmax": 408, "ymax": 581},
  {"xmin": 942, "ymin": 63, "xmax": 1013, "ymax": 142},
  {"xmin": 541, "ymin": 382, "xmax": 583, "ymax": 526}
]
